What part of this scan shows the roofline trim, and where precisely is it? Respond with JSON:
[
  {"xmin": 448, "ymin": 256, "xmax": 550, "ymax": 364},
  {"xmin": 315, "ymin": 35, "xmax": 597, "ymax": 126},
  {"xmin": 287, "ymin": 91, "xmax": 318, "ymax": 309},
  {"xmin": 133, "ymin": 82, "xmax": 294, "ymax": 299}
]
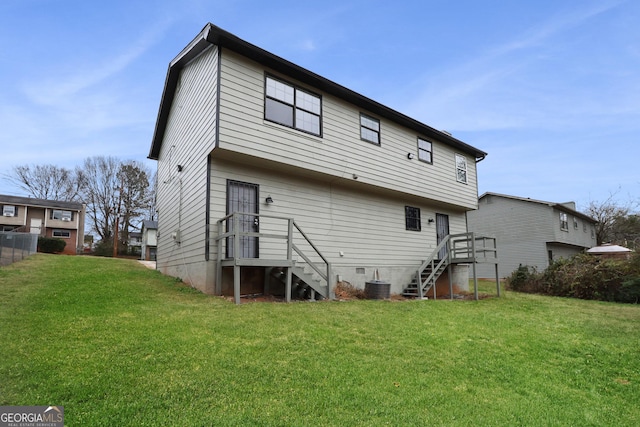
[{"xmin": 149, "ymin": 23, "xmax": 488, "ymax": 160}]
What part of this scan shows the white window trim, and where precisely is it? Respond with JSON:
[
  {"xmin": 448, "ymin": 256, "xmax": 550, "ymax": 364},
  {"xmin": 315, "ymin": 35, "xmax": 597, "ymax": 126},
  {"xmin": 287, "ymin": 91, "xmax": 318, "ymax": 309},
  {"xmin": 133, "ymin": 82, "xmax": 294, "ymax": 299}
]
[
  {"xmin": 52, "ymin": 229, "xmax": 71, "ymax": 238},
  {"xmin": 455, "ymin": 154, "xmax": 468, "ymax": 184},
  {"xmin": 2, "ymin": 205, "xmax": 16, "ymax": 217}
]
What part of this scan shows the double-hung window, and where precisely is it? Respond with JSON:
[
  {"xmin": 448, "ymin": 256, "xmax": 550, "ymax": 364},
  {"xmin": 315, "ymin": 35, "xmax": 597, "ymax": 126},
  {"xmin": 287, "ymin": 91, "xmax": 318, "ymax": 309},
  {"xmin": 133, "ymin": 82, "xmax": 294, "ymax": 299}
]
[
  {"xmin": 418, "ymin": 138, "xmax": 433, "ymax": 163},
  {"xmin": 405, "ymin": 206, "xmax": 421, "ymax": 231},
  {"xmin": 560, "ymin": 213, "xmax": 569, "ymax": 231},
  {"xmin": 265, "ymin": 76, "xmax": 321, "ymax": 136},
  {"xmin": 2, "ymin": 205, "xmax": 16, "ymax": 217},
  {"xmin": 455, "ymin": 154, "xmax": 468, "ymax": 184},
  {"xmin": 52, "ymin": 209, "xmax": 73, "ymax": 221},
  {"xmin": 360, "ymin": 114, "xmax": 380, "ymax": 145}
]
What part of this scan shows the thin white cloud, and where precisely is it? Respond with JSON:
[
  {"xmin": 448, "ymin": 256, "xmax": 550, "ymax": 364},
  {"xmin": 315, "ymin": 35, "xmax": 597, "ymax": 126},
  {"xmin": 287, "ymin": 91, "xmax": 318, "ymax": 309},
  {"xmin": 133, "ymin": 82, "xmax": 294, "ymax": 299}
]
[
  {"xmin": 404, "ymin": 0, "xmax": 632, "ymax": 132},
  {"xmin": 23, "ymin": 20, "xmax": 172, "ymax": 106}
]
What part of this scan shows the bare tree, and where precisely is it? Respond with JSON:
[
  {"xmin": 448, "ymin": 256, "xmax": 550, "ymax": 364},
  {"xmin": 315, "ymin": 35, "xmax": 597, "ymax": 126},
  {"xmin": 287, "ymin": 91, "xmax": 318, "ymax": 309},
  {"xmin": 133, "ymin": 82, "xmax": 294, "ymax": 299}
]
[
  {"xmin": 80, "ymin": 156, "xmax": 121, "ymax": 241},
  {"xmin": 4, "ymin": 164, "xmax": 84, "ymax": 201},
  {"xmin": 116, "ymin": 161, "xmax": 152, "ymax": 253},
  {"xmin": 584, "ymin": 192, "xmax": 637, "ymax": 245}
]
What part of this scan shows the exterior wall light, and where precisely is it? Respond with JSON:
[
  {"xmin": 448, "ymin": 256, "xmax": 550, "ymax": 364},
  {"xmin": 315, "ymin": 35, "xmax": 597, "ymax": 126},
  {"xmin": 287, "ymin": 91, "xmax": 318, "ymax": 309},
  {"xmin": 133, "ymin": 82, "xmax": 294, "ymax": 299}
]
[
  {"xmin": 265, "ymin": 196, "xmax": 274, "ymax": 204},
  {"xmin": 407, "ymin": 153, "xmax": 415, "ymax": 160}
]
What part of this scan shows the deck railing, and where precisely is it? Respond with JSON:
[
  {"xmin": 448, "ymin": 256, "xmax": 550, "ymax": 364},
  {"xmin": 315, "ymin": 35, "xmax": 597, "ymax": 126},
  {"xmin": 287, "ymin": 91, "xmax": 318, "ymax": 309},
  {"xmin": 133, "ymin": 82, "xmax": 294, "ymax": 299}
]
[
  {"xmin": 214, "ymin": 212, "xmax": 332, "ymax": 303},
  {"xmin": 416, "ymin": 232, "xmax": 499, "ymax": 300}
]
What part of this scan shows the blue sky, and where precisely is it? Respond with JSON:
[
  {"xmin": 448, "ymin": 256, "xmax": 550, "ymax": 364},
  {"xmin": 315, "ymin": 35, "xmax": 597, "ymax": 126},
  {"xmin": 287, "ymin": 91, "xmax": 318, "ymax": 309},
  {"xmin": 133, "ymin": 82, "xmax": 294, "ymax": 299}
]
[{"xmin": 1, "ymin": 0, "xmax": 638, "ymax": 211}]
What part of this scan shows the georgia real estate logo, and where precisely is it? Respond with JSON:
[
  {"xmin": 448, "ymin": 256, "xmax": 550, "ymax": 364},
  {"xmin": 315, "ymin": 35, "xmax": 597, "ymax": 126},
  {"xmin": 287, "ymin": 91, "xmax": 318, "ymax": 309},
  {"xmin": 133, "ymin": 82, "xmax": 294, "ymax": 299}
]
[{"xmin": 0, "ymin": 406, "xmax": 64, "ymax": 427}]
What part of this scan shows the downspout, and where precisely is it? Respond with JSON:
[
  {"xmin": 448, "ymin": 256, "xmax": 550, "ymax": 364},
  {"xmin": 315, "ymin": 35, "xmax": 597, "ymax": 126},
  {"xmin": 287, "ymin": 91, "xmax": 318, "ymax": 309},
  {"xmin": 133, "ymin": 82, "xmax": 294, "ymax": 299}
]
[{"xmin": 204, "ymin": 44, "xmax": 222, "ymax": 261}]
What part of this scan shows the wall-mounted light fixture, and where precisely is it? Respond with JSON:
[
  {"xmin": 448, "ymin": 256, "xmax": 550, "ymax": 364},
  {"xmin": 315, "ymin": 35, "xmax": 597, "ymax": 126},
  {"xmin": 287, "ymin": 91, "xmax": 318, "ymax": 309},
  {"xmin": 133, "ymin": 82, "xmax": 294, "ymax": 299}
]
[
  {"xmin": 428, "ymin": 218, "xmax": 435, "ymax": 224},
  {"xmin": 265, "ymin": 195, "xmax": 274, "ymax": 204},
  {"xmin": 352, "ymin": 174, "xmax": 358, "ymax": 180},
  {"xmin": 407, "ymin": 153, "xmax": 415, "ymax": 160},
  {"xmin": 177, "ymin": 165, "xmax": 183, "ymax": 172}
]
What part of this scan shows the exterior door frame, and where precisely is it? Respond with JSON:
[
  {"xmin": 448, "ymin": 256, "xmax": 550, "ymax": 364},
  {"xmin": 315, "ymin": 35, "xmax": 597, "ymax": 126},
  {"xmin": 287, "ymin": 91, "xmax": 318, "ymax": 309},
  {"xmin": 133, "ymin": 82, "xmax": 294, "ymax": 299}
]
[
  {"xmin": 436, "ymin": 213, "xmax": 450, "ymax": 259},
  {"xmin": 226, "ymin": 179, "xmax": 259, "ymax": 258}
]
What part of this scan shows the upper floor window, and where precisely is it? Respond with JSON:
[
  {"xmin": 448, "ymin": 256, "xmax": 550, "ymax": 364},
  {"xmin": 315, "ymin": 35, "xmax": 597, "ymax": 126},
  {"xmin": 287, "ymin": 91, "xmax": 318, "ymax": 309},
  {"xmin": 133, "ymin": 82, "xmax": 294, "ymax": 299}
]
[
  {"xmin": 265, "ymin": 76, "xmax": 321, "ymax": 136},
  {"xmin": 560, "ymin": 213, "xmax": 569, "ymax": 231},
  {"xmin": 360, "ymin": 114, "xmax": 380, "ymax": 145},
  {"xmin": 51, "ymin": 210, "xmax": 73, "ymax": 222},
  {"xmin": 417, "ymin": 138, "xmax": 433, "ymax": 164},
  {"xmin": 573, "ymin": 217, "xmax": 579, "ymax": 229},
  {"xmin": 455, "ymin": 154, "xmax": 467, "ymax": 184},
  {"xmin": 405, "ymin": 206, "xmax": 421, "ymax": 231},
  {"xmin": 2, "ymin": 205, "xmax": 16, "ymax": 217}
]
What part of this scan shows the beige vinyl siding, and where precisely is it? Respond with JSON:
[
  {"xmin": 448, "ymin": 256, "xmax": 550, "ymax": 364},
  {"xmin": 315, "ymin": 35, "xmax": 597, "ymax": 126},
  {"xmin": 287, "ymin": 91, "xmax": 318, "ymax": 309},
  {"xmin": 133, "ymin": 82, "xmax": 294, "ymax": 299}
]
[
  {"xmin": 217, "ymin": 50, "xmax": 478, "ymax": 211},
  {"xmin": 155, "ymin": 45, "xmax": 218, "ymax": 292},
  {"xmin": 208, "ymin": 157, "xmax": 468, "ymax": 292}
]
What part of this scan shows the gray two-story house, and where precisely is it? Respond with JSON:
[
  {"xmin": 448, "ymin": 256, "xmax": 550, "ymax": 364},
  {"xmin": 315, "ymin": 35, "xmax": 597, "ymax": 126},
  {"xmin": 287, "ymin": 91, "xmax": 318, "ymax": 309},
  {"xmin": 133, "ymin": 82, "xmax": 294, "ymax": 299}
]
[
  {"xmin": 148, "ymin": 23, "xmax": 488, "ymax": 302},
  {"xmin": 467, "ymin": 192, "xmax": 597, "ymax": 278}
]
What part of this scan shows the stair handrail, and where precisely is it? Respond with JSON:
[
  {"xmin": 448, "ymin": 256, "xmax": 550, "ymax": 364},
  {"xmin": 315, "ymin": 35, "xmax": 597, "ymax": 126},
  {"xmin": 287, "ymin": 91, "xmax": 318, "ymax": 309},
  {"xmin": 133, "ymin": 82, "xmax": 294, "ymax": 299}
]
[
  {"xmin": 291, "ymin": 219, "xmax": 332, "ymax": 298},
  {"xmin": 214, "ymin": 212, "xmax": 332, "ymax": 299},
  {"xmin": 416, "ymin": 235, "xmax": 451, "ymax": 299}
]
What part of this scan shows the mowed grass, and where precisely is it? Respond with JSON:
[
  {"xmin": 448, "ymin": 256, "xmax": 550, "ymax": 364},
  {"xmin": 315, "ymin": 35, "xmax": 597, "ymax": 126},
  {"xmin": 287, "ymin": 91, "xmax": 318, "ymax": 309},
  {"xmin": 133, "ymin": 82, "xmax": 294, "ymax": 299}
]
[{"xmin": 1, "ymin": 255, "xmax": 639, "ymax": 426}]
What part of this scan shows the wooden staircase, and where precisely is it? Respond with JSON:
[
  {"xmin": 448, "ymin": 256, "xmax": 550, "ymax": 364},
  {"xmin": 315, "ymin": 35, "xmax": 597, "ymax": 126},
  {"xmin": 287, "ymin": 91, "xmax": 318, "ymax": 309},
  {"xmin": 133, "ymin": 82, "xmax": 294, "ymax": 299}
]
[
  {"xmin": 269, "ymin": 264, "xmax": 329, "ymax": 300},
  {"xmin": 402, "ymin": 257, "xmax": 448, "ymax": 299},
  {"xmin": 402, "ymin": 232, "xmax": 500, "ymax": 300},
  {"xmin": 215, "ymin": 212, "xmax": 333, "ymax": 304}
]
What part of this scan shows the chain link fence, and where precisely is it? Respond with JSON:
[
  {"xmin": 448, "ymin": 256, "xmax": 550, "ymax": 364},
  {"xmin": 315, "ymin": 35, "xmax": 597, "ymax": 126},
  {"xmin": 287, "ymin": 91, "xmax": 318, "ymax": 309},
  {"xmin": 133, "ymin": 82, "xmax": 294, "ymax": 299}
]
[{"xmin": 0, "ymin": 232, "xmax": 38, "ymax": 267}]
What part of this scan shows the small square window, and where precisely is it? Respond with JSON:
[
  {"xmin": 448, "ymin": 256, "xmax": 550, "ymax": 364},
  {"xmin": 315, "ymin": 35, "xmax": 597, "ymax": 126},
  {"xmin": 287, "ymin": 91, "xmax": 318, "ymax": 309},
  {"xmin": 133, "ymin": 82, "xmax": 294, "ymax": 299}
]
[
  {"xmin": 405, "ymin": 206, "xmax": 421, "ymax": 231},
  {"xmin": 417, "ymin": 138, "xmax": 433, "ymax": 164},
  {"xmin": 360, "ymin": 114, "xmax": 380, "ymax": 145}
]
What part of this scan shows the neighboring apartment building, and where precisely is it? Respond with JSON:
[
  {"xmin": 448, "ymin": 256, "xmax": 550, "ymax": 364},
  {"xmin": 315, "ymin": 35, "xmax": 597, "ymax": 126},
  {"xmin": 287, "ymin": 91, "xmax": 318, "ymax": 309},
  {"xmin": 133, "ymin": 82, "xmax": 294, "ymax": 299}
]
[
  {"xmin": 148, "ymin": 23, "xmax": 488, "ymax": 300},
  {"xmin": 467, "ymin": 192, "xmax": 597, "ymax": 278},
  {"xmin": 0, "ymin": 194, "xmax": 86, "ymax": 255},
  {"xmin": 141, "ymin": 220, "xmax": 157, "ymax": 261}
]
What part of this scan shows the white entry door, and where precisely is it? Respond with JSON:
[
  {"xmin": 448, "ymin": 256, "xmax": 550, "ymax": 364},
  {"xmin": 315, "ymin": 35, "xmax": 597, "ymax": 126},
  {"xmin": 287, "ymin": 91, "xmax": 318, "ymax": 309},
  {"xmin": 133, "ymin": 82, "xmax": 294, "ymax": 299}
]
[{"xmin": 30, "ymin": 219, "xmax": 42, "ymax": 235}]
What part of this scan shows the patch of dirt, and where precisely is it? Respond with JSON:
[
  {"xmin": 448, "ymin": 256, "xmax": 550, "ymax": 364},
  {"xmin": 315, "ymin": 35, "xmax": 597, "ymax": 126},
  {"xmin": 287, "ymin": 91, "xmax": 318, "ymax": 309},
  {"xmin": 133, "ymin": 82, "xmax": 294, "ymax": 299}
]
[{"xmin": 222, "ymin": 283, "xmax": 495, "ymax": 303}]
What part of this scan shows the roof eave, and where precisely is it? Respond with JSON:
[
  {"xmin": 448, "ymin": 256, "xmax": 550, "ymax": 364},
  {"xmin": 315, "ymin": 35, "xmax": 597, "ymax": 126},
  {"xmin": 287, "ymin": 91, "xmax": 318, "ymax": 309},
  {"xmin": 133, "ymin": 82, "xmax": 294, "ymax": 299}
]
[{"xmin": 148, "ymin": 23, "xmax": 488, "ymax": 161}]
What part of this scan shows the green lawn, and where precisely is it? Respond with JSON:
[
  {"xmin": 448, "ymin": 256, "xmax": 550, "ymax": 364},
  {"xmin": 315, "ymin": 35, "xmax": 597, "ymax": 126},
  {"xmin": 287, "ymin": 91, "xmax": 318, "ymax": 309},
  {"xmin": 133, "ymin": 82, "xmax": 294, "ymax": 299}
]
[{"xmin": 1, "ymin": 254, "xmax": 639, "ymax": 426}]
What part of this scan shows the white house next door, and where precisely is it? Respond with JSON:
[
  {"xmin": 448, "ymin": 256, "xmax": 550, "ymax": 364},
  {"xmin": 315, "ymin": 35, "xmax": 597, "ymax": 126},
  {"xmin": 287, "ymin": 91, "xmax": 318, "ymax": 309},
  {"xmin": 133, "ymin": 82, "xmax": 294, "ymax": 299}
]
[{"xmin": 226, "ymin": 180, "xmax": 259, "ymax": 258}]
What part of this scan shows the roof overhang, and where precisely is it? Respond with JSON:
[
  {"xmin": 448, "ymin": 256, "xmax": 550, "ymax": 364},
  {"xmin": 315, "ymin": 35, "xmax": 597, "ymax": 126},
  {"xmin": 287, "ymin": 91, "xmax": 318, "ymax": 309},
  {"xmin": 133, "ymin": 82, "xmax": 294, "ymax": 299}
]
[
  {"xmin": 148, "ymin": 23, "xmax": 487, "ymax": 161},
  {"xmin": 479, "ymin": 192, "xmax": 597, "ymax": 224}
]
